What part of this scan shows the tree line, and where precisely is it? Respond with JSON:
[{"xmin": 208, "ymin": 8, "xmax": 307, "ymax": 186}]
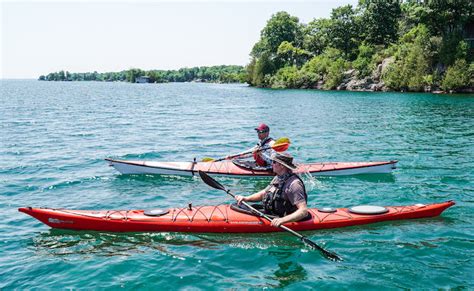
[
  {"xmin": 39, "ymin": 65, "xmax": 246, "ymax": 83},
  {"xmin": 39, "ymin": 1, "xmax": 473, "ymax": 93},
  {"xmin": 246, "ymin": 0, "xmax": 473, "ymax": 92}
]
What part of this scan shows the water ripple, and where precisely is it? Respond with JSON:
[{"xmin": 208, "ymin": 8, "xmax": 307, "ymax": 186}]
[{"xmin": 1, "ymin": 81, "xmax": 473, "ymax": 288}]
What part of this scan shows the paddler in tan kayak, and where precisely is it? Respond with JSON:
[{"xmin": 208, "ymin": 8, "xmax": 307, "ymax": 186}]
[
  {"xmin": 252, "ymin": 123, "xmax": 275, "ymax": 169},
  {"xmin": 230, "ymin": 123, "xmax": 276, "ymax": 170}
]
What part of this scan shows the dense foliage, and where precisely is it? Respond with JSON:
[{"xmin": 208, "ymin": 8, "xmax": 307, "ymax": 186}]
[
  {"xmin": 39, "ymin": 66, "xmax": 246, "ymax": 84},
  {"xmin": 247, "ymin": 0, "xmax": 474, "ymax": 93}
]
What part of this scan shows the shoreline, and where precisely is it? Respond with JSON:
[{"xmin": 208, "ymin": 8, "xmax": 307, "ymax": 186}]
[{"xmin": 3, "ymin": 78, "xmax": 473, "ymax": 94}]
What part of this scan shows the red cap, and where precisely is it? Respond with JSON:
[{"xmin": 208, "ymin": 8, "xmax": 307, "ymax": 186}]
[{"xmin": 255, "ymin": 123, "xmax": 270, "ymax": 132}]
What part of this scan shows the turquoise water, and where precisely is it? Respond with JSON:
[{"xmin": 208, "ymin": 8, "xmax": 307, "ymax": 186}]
[{"xmin": 1, "ymin": 80, "xmax": 473, "ymax": 289}]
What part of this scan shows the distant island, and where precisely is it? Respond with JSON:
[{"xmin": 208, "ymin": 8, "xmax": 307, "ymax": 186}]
[
  {"xmin": 40, "ymin": 0, "xmax": 473, "ymax": 93},
  {"xmin": 39, "ymin": 65, "xmax": 246, "ymax": 84}
]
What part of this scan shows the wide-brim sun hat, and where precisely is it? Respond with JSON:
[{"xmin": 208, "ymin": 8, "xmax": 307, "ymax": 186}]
[{"xmin": 271, "ymin": 152, "xmax": 297, "ymax": 170}]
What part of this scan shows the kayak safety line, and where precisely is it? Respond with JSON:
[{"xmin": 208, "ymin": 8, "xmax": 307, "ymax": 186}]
[
  {"xmin": 105, "ymin": 210, "xmax": 130, "ymax": 221},
  {"xmin": 171, "ymin": 205, "xmax": 228, "ymax": 222},
  {"xmin": 58, "ymin": 209, "xmax": 131, "ymax": 220}
]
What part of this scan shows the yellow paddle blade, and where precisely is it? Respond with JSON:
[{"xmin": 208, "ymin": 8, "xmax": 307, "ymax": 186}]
[
  {"xmin": 272, "ymin": 142, "xmax": 290, "ymax": 152},
  {"xmin": 272, "ymin": 137, "xmax": 291, "ymax": 152},
  {"xmin": 274, "ymin": 137, "xmax": 290, "ymax": 145},
  {"xmin": 201, "ymin": 157, "xmax": 215, "ymax": 162}
]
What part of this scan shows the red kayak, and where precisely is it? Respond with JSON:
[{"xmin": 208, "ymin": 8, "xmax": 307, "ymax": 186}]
[{"xmin": 19, "ymin": 200, "xmax": 454, "ymax": 233}]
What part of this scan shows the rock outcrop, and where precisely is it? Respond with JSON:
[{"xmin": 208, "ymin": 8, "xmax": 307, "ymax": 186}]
[{"xmin": 336, "ymin": 57, "xmax": 394, "ymax": 92}]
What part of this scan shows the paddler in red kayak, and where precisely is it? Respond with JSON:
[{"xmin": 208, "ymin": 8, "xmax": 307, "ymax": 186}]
[{"xmin": 235, "ymin": 152, "xmax": 308, "ymax": 227}]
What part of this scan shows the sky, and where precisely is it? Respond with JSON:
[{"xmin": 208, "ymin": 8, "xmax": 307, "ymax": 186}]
[{"xmin": 1, "ymin": 0, "xmax": 358, "ymax": 79}]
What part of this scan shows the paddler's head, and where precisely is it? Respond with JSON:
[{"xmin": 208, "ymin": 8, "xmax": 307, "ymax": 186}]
[
  {"xmin": 271, "ymin": 152, "xmax": 297, "ymax": 174},
  {"xmin": 255, "ymin": 123, "xmax": 270, "ymax": 140}
]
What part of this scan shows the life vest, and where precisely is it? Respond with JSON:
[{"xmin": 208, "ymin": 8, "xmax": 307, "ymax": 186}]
[
  {"xmin": 253, "ymin": 137, "xmax": 274, "ymax": 167},
  {"xmin": 262, "ymin": 174, "xmax": 307, "ymax": 217}
]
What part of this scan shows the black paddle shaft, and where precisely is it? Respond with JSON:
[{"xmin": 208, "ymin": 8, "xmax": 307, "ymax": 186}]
[
  {"xmin": 212, "ymin": 144, "xmax": 282, "ymax": 162},
  {"xmin": 198, "ymin": 171, "xmax": 342, "ymax": 261},
  {"xmin": 204, "ymin": 137, "xmax": 290, "ymax": 162}
]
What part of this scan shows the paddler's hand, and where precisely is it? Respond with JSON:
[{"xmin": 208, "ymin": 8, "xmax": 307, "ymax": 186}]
[
  {"xmin": 252, "ymin": 145, "xmax": 260, "ymax": 153},
  {"xmin": 235, "ymin": 195, "xmax": 247, "ymax": 205},
  {"xmin": 271, "ymin": 217, "xmax": 285, "ymax": 227}
]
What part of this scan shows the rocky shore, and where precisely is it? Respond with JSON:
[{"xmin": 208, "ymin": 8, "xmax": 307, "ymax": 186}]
[{"xmin": 330, "ymin": 57, "xmax": 473, "ymax": 94}]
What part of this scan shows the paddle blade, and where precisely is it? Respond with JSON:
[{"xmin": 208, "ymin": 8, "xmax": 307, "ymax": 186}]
[
  {"xmin": 198, "ymin": 171, "xmax": 226, "ymax": 191},
  {"xmin": 301, "ymin": 237, "xmax": 343, "ymax": 262},
  {"xmin": 272, "ymin": 137, "xmax": 291, "ymax": 152},
  {"xmin": 201, "ymin": 157, "xmax": 215, "ymax": 162},
  {"xmin": 274, "ymin": 137, "xmax": 290, "ymax": 145},
  {"xmin": 272, "ymin": 142, "xmax": 290, "ymax": 152}
]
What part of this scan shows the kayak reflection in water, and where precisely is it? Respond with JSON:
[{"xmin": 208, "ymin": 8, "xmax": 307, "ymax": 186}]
[{"xmin": 235, "ymin": 152, "xmax": 309, "ymax": 227}]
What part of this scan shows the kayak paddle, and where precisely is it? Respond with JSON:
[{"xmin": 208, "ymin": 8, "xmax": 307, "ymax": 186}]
[
  {"xmin": 202, "ymin": 137, "xmax": 290, "ymax": 162},
  {"xmin": 198, "ymin": 170, "xmax": 342, "ymax": 262}
]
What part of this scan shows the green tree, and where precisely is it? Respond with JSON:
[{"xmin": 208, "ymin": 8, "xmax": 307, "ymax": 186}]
[
  {"xmin": 126, "ymin": 68, "xmax": 144, "ymax": 83},
  {"xmin": 424, "ymin": 0, "xmax": 473, "ymax": 37},
  {"xmin": 303, "ymin": 18, "xmax": 332, "ymax": 56},
  {"xmin": 441, "ymin": 59, "xmax": 471, "ymax": 91},
  {"xmin": 328, "ymin": 5, "xmax": 360, "ymax": 59},
  {"xmin": 277, "ymin": 41, "xmax": 312, "ymax": 67},
  {"xmin": 383, "ymin": 24, "xmax": 434, "ymax": 91},
  {"xmin": 353, "ymin": 43, "xmax": 376, "ymax": 78},
  {"xmin": 251, "ymin": 11, "xmax": 303, "ymax": 58},
  {"xmin": 252, "ymin": 52, "xmax": 275, "ymax": 87},
  {"xmin": 359, "ymin": 0, "xmax": 402, "ymax": 46},
  {"xmin": 269, "ymin": 65, "xmax": 302, "ymax": 88},
  {"xmin": 399, "ymin": 1, "xmax": 430, "ymax": 35},
  {"xmin": 302, "ymin": 47, "xmax": 342, "ymax": 77},
  {"xmin": 58, "ymin": 70, "xmax": 66, "ymax": 81},
  {"xmin": 246, "ymin": 58, "xmax": 257, "ymax": 84},
  {"xmin": 325, "ymin": 58, "xmax": 349, "ymax": 89},
  {"xmin": 299, "ymin": 47, "xmax": 348, "ymax": 89},
  {"xmin": 249, "ymin": 11, "xmax": 303, "ymax": 84}
]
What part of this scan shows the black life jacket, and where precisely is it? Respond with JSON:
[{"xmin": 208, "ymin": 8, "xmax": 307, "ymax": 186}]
[
  {"xmin": 258, "ymin": 136, "xmax": 274, "ymax": 147},
  {"xmin": 262, "ymin": 173, "xmax": 307, "ymax": 217}
]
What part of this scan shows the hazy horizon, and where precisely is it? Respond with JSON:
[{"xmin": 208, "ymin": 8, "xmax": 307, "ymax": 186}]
[{"xmin": 1, "ymin": 0, "xmax": 358, "ymax": 79}]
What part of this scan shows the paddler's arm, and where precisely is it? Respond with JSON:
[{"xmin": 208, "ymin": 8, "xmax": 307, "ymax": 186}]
[
  {"xmin": 271, "ymin": 202, "xmax": 308, "ymax": 227},
  {"xmin": 223, "ymin": 145, "xmax": 258, "ymax": 160},
  {"xmin": 235, "ymin": 188, "xmax": 266, "ymax": 204}
]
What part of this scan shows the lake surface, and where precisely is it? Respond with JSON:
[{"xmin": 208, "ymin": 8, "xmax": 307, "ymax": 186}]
[{"xmin": 1, "ymin": 80, "xmax": 473, "ymax": 289}]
